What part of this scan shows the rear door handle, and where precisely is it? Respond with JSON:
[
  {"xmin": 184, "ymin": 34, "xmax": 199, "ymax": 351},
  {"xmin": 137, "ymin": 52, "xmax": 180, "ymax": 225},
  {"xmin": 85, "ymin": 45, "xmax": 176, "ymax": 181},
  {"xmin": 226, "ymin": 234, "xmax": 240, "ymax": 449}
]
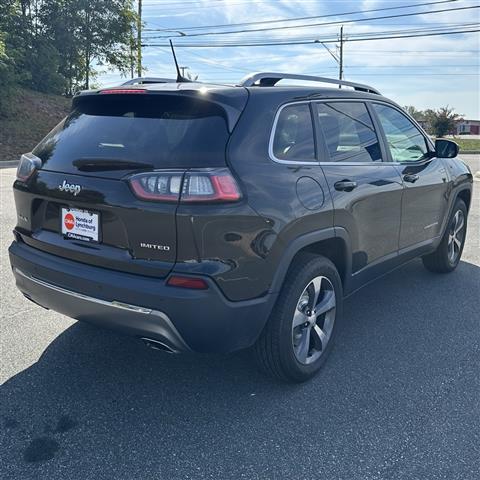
[
  {"xmin": 403, "ymin": 174, "xmax": 419, "ymax": 183},
  {"xmin": 334, "ymin": 180, "xmax": 357, "ymax": 192}
]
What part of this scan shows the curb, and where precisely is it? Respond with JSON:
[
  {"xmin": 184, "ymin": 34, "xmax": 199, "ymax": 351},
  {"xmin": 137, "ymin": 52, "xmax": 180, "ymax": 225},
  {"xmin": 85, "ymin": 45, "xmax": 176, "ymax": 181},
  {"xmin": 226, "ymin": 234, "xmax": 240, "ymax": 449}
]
[{"xmin": 0, "ymin": 160, "xmax": 19, "ymax": 169}]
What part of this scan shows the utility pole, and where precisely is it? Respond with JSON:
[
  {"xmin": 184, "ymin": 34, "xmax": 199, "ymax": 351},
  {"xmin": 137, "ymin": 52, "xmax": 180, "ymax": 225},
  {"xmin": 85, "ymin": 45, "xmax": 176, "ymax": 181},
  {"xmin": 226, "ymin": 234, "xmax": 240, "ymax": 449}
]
[
  {"xmin": 130, "ymin": 27, "xmax": 135, "ymax": 79},
  {"xmin": 338, "ymin": 25, "xmax": 344, "ymax": 85},
  {"xmin": 179, "ymin": 66, "xmax": 189, "ymax": 77},
  {"xmin": 137, "ymin": 0, "xmax": 142, "ymax": 77}
]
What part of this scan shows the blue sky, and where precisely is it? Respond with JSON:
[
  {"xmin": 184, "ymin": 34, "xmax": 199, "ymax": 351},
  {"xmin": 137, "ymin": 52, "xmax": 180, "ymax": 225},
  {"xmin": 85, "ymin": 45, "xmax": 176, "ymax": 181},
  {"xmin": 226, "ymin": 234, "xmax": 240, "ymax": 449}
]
[{"xmin": 99, "ymin": 0, "xmax": 480, "ymax": 118}]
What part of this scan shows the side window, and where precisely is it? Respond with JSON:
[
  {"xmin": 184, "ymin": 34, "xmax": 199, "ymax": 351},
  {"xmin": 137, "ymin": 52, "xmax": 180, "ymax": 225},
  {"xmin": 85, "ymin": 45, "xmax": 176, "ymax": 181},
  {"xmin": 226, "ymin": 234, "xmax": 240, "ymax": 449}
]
[
  {"xmin": 316, "ymin": 102, "xmax": 382, "ymax": 162},
  {"xmin": 272, "ymin": 104, "xmax": 315, "ymax": 162},
  {"xmin": 372, "ymin": 104, "xmax": 429, "ymax": 163}
]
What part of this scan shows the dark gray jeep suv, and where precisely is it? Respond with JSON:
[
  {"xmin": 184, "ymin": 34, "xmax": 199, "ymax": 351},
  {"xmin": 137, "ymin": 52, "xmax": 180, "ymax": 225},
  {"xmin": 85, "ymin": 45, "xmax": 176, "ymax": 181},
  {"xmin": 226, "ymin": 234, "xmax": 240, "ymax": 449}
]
[{"xmin": 9, "ymin": 72, "xmax": 473, "ymax": 382}]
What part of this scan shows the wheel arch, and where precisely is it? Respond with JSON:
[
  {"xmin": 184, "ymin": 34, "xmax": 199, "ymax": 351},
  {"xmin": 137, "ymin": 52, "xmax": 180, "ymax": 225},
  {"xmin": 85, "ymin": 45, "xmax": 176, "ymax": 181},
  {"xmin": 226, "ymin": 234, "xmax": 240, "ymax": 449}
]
[
  {"xmin": 269, "ymin": 227, "xmax": 352, "ymax": 297},
  {"xmin": 457, "ymin": 188, "xmax": 472, "ymax": 212}
]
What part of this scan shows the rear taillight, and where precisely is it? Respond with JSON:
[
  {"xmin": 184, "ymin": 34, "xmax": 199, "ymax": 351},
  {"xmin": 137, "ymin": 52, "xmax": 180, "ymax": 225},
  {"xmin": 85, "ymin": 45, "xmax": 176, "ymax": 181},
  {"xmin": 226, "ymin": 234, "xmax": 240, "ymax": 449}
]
[
  {"xmin": 129, "ymin": 171, "xmax": 183, "ymax": 202},
  {"xmin": 16, "ymin": 153, "xmax": 42, "ymax": 182},
  {"xmin": 128, "ymin": 168, "xmax": 242, "ymax": 203}
]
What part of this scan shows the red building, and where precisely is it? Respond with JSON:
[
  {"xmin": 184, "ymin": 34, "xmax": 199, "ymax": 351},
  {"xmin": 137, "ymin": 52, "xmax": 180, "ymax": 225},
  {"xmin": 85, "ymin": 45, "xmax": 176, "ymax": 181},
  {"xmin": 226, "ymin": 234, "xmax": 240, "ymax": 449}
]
[{"xmin": 456, "ymin": 119, "xmax": 480, "ymax": 135}]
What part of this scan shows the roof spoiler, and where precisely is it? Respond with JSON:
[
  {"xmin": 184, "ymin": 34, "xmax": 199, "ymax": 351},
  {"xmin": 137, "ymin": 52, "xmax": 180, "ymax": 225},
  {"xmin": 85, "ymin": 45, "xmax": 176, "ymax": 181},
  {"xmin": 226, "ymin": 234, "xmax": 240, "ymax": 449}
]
[{"xmin": 122, "ymin": 77, "xmax": 177, "ymax": 85}]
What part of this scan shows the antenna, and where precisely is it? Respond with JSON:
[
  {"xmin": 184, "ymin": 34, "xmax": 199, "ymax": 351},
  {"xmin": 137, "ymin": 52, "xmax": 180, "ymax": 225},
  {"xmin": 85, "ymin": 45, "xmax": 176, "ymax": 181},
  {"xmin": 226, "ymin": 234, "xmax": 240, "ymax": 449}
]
[{"xmin": 169, "ymin": 40, "xmax": 190, "ymax": 83}]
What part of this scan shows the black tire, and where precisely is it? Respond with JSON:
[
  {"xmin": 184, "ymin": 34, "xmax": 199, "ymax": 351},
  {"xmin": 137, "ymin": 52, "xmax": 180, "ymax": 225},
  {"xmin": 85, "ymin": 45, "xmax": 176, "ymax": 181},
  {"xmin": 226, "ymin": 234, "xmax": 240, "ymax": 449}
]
[
  {"xmin": 422, "ymin": 199, "xmax": 468, "ymax": 273},
  {"xmin": 254, "ymin": 253, "xmax": 343, "ymax": 383}
]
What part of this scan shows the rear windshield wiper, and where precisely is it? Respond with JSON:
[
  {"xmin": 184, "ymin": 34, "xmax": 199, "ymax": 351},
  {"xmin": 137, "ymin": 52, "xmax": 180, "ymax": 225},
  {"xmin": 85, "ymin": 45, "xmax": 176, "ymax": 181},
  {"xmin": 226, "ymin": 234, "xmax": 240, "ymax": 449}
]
[{"xmin": 73, "ymin": 158, "xmax": 154, "ymax": 172}]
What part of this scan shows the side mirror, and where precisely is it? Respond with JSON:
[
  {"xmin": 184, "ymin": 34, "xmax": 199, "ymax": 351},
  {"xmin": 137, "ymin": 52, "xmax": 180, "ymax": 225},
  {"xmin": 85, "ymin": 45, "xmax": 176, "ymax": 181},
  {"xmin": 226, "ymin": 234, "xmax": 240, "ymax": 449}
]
[{"xmin": 435, "ymin": 139, "xmax": 459, "ymax": 158}]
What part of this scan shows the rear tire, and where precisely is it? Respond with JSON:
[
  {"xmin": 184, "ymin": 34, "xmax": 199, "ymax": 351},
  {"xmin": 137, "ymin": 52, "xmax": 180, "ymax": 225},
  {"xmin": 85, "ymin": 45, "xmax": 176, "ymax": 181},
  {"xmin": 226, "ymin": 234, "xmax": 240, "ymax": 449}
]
[
  {"xmin": 254, "ymin": 254, "xmax": 342, "ymax": 383},
  {"xmin": 422, "ymin": 199, "xmax": 467, "ymax": 273}
]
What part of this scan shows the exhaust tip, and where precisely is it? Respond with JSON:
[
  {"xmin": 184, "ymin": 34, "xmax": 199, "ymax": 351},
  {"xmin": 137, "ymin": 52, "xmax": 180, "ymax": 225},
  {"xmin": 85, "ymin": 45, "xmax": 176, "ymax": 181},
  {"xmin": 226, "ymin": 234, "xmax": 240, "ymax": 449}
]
[{"xmin": 141, "ymin": 337, "xmax": 179, "ymax": 354}]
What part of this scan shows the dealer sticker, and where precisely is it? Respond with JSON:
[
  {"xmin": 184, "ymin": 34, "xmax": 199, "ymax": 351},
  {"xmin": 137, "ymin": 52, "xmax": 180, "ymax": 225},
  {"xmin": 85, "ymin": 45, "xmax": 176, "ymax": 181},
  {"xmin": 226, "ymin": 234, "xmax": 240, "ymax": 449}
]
[{"xmin": 61, "ymin": 208, "xmax": 99, "ymax": 242}]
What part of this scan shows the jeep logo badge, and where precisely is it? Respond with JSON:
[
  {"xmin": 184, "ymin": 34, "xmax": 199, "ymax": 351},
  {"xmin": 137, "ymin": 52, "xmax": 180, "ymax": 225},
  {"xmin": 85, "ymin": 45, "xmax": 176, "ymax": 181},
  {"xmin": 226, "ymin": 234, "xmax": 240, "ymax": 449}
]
[{"xmin": 58, "ymin": 180, "xmax": 81, "ymax": 196}]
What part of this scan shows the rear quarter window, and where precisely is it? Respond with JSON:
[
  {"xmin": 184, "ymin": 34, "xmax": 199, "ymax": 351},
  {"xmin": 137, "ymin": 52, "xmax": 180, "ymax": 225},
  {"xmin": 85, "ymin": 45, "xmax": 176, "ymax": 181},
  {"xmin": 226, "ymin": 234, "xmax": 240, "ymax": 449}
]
[{"xmin": 271, "ymin": 103, "xmax": 316, "ymax": 162}]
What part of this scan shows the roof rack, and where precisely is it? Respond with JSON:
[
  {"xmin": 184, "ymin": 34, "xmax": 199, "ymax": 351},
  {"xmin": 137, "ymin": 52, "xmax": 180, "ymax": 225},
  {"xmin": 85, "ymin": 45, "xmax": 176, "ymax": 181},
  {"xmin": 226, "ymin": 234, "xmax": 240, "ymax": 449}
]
[
  {"xmin": 122, "ymin": 77, "xmax": 177, "ymax": 85},
  {"xmin": 238, "ymin": 72, "xmax": 380, "ymax": 95}
]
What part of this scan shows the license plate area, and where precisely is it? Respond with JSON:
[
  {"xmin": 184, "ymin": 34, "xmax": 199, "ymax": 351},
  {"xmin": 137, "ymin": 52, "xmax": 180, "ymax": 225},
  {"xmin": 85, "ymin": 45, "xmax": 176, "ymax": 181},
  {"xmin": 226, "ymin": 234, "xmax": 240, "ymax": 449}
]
[{"xmin": 61, "ymin": 207, "xmax": 100, "ymax": 243}]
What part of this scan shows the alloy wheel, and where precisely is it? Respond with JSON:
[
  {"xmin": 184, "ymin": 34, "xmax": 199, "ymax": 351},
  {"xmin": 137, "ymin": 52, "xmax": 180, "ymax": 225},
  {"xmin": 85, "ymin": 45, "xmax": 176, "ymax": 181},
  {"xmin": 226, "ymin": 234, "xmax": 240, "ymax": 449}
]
[
  {"xmin": 292, "ymin": 276, "xmax": 336, "ymax": 365},
  {"xmin": 448, "ymin": 209, "xmax": 465, "ymax": 264}
]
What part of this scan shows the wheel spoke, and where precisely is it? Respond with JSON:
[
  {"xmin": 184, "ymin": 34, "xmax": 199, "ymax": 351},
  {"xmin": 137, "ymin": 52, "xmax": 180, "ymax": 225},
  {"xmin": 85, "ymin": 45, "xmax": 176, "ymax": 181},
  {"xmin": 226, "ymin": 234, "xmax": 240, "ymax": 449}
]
[
  {"xmin": 293, "ymin": 308, "xmax": 308, "ymax": 328},
  {"xmin": 315, "ymin": 290, "xmax": 336, "ymax": 317},
  {"xmin": 454, "ymin": 214, "xmax": 464, "ymax": 234},
  {"xmin": 453, "ymin": 210, "xmax": 460, "ymax": 226},
  {"xmin": 313, "ymin": 324, "xmax": 327, "ymax": 347},
  {"xmin": 448, "ymin": 241, "xmax": 455, "ymax": 261},
  {"xmin": 310, "ymin": 277, "xmax": 322, "ymax": 309},
  {"xmin": 295, "ymin": 327, "xmax": 311, "ymax": 363},
  {"xmin": 453, "ymin": 236, "xmax": 462, "ymax": 250}
]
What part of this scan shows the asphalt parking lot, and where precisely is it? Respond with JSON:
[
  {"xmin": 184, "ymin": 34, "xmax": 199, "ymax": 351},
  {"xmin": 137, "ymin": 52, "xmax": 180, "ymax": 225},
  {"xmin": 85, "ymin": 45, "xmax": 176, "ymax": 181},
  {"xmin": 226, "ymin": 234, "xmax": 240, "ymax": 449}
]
[{"xmin": 1, "ymin": 159, "xmax": 479, "ymax": 480}]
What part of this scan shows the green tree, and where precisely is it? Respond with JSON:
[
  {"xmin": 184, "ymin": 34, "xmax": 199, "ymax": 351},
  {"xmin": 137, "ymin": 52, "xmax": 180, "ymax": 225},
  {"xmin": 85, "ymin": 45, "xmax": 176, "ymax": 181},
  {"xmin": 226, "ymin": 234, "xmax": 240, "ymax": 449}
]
[
  {"xmin": 26, "ymin": 37, "xmax": 66, "ymax": 93},
  {"xmin": 403, "ymin": 105, "xmax": 426, "ymax": 123},
  {"xmin": 75, "ymin": 0, "xmax": 137, "ymax": 89},
  {"xmin": 0, "ymin": 34, "xmax": 15, "ymax": 116},
  {"xmin": 0, "ymin": 3, "xmax": 19, "ymax": 116},
  {"xmin": 40, "ymin": 0, "xmax": 83, "ymax": 95},
  {"xmin": 1, "ymin": 0, "xmax": 137, "ymax": 107},
  {"xmin": 425, "ymin": 107, "xmax": 462, "ymax": 137}
]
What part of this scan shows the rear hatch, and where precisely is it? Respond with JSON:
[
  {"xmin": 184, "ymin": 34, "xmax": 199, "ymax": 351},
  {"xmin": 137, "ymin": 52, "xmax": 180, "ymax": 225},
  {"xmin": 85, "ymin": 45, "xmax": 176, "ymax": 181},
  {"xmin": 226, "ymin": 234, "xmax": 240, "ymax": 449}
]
[{"xmin": 13, "ymin": 86, "xmax": 247, "ymax": 277}]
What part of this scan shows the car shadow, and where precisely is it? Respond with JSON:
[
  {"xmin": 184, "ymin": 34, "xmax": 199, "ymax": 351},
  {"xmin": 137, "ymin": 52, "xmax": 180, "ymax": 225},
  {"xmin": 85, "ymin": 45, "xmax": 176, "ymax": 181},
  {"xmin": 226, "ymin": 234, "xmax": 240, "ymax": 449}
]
[{"xmin": 1, "ymin": 259, "xmax": 479, "ymax": 479}]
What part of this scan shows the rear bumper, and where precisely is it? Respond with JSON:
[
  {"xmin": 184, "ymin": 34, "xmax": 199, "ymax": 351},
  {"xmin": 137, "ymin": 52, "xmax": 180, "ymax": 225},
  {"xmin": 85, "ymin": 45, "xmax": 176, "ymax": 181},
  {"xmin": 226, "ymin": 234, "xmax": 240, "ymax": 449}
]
[{"xmin": 8, "ymin": 241, "xmax": 273, "ymax": 353}]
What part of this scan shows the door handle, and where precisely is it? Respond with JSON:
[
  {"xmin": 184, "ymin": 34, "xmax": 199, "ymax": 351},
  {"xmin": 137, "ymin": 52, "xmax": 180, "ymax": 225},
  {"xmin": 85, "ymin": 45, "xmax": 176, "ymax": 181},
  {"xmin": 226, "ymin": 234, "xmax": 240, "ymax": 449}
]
[
  {"xmin": 403, "ymin": 174, "xmax": 419, "ymax": 183},
  {"xmin": 334, "ymin": 180, "xmax": 357, "ymax": 192}
]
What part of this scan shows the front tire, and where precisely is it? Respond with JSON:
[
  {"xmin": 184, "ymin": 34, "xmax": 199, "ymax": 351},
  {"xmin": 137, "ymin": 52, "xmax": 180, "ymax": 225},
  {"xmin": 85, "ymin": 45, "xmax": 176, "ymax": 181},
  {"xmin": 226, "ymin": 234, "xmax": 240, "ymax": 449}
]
[
  {"xmin": 254, "ymin": 254, "xmax": 342, "ymax": 383},
  {"xmin": 422, "ymin": 199, "xmax": 467, "ymax": 273}
]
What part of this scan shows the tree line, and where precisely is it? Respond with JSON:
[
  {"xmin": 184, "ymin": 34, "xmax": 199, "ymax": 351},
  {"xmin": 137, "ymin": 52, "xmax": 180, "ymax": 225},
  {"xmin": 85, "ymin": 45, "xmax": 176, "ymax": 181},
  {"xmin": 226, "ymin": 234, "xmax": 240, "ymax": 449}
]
[
  {"xmin": 0, "ymin": 0, "xmax": 137, "ymax": 115},
  {"xmin": 404, "ymin": 106, "xmax": 463, "ymax": 137},
  {"xmin": 0, "ymin": 1, "xmax": 466, "ymax": 134}
]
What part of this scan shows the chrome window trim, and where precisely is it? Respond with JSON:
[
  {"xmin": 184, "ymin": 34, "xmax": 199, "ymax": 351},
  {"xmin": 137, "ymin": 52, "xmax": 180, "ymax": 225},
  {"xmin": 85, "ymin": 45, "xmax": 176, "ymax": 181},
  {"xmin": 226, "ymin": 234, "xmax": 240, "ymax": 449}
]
[
  {"xmin": 318, "ymin": 162, "xmax": 390, "ymax": 166},
  {"xmin": 268, "ymin": 101, "xmax": 320, "ymax": 166},
  {"xmin": 313, "ymin": 98, "xmax": 434, "ymax": 166},
  {"xmin": 268, "ymin": 97, "xmax": 433, "ymax": 167}
]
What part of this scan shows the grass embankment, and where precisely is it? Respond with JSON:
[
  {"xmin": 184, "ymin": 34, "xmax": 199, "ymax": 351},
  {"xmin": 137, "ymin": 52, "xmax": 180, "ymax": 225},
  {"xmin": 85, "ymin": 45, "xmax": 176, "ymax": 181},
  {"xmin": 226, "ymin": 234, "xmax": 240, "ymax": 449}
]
[
  {"xmin": 453, "ymin": 138, "xmax": 480, "ymax": 153},
  {"xmin": 0, "ymin": 89, "xmax": 70, "ymax": 161}
]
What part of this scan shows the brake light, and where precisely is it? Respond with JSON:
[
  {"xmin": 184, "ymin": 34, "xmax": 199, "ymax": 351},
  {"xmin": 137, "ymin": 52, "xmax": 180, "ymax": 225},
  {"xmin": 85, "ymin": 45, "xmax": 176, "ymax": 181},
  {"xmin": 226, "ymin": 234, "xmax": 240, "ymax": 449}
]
[
  {"xmin": 128, "ymin": 168, "xmax": 242, "ymax": 203},
  {"xmin": 182, "ymin": 170, "xmax": 241, "ymax": 202},
  {"xmin": 16, "ymin": 153, "xmax": 42, "ymax": 181},
  {"xmin": 129, "ymin": 172, "xmax": 183, "ymax": 202},
  {"xmin": 99, "ymin": 89, "xmax": 147, "ymax": 94},
  {"xmin": 167, "ymin": 275, "xmax": 209, "ymax": 290}
]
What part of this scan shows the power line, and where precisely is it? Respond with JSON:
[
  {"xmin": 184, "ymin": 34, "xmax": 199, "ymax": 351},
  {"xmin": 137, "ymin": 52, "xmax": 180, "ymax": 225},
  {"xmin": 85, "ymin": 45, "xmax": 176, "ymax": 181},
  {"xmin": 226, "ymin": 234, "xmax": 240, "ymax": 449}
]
[
  {"xmin": 143, "ymin": 28, "xmax": 480, "ymax": 47},
  {"xmin": 153, "ymin": 46, "xmax": 251, "ymax": 74},
  {"xmin": 143, "ymin": 0, "xmax": 456, "ymax": 32},
  {"xmin": 149, "ymin": 23, "xmax": 479, "ymax": 44},
  {"xmin": 145, "ymin": 5, "xmax": 480, "ymax": 38}
]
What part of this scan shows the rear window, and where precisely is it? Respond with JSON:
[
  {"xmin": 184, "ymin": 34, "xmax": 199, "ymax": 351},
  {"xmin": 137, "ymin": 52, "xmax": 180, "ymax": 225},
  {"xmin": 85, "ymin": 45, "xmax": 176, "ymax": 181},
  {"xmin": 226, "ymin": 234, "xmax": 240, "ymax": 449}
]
[{"xmin": 33, "ymin": 94, "xmax": 230, "ymax": 169}]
